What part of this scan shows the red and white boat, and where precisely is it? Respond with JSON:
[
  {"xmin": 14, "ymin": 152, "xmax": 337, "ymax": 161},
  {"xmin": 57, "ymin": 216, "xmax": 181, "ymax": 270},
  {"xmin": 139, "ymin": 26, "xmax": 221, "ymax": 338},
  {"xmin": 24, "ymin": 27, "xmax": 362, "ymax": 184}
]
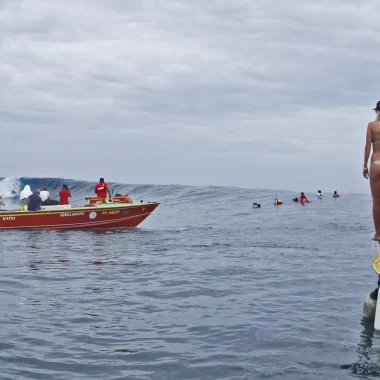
[{"xmin": 0, "ymin": 195, "xmax": 159, "ymax": 230}]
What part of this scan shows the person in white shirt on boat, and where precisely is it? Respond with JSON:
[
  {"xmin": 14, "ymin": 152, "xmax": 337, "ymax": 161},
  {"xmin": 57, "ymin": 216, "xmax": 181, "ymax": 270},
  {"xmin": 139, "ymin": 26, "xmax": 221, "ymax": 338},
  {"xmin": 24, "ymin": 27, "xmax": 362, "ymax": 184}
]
[
  {"xmin": 40, "ymin": 187, "xmax": 49, "ymax": 202},
  {"xmin": 317, "ymin": 190, "xmax": 324, "ymax": 198},
  {"xmin": 40, "ymin": 186, "xmax": 59, "ymax": 205},
  {"xmin": 0, "ymin": 195, "xmax": 5, "ymax": 208},
  {"xmin": 20, "ymin": 185, "xmax": 33, "ymax": 210}
]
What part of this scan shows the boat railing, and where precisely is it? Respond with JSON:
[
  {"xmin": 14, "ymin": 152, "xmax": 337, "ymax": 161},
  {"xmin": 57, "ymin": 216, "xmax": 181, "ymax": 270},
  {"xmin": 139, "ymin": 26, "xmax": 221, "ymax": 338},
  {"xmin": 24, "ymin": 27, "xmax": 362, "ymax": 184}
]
[{"xmin": 41, "ymin": 205, "xmax": 72, "ymax": 210}]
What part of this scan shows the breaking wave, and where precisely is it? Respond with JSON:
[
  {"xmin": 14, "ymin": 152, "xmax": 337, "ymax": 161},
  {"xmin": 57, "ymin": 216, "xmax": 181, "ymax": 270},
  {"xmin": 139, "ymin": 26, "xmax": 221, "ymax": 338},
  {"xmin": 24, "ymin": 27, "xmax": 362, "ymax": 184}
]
[
  {"xmin": 0, "ymin": 176, "xmax": 299, "ymax": 207},
  {"xmin": 0, "ymin": 177, "xmax": 20, "ymax": 199},
  {"xmin": 1, "ymin": 175, "xmax": 353, "ymax": 209},
  {"xmin": 0, "ymin": 176, "xmax": 165, "ymax": 204}
]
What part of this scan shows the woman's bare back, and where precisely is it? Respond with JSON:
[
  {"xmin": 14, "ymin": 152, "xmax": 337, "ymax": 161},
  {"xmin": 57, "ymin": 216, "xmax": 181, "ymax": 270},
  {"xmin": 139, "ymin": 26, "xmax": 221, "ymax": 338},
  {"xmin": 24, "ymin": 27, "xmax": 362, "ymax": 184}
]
[{"xmin": 370, "ymin": 121, "xmax": 380, "ymax": 159}]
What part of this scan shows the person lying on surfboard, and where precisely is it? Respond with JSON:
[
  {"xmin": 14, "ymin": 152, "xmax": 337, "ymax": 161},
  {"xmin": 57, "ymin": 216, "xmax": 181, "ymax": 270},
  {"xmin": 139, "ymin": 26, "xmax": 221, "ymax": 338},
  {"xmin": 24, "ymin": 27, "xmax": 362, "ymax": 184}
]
[{"xmin": 299, "ymin": 192, "xmax": 309, "ymax": 204}]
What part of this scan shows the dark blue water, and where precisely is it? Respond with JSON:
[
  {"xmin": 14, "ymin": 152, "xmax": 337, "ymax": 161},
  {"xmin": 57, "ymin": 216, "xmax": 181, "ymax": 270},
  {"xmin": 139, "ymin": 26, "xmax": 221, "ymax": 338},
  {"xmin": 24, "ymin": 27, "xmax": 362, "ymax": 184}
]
[{"xmin": 0, "ymin": 177, "xmax": 378, "ymax": 379}]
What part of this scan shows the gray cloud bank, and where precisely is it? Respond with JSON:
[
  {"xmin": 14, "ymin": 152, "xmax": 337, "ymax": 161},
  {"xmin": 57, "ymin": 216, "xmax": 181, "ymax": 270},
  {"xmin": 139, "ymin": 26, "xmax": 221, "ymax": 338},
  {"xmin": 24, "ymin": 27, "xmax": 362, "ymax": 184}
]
[{"xmin": 0, "ymin": 0, "xmax": 378, "ymax": 192}]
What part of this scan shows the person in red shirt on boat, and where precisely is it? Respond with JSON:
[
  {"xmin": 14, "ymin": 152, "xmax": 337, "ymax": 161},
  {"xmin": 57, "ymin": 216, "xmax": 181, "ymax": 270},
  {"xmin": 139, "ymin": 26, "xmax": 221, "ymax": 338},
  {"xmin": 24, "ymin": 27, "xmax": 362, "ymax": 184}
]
[
  {"xmin": 59, "ymin": 184, "xmax": 71, "ymax": 205},
  {"xmin": 94, "ymin": 178, "xmax": 112, "ymax": 201}
]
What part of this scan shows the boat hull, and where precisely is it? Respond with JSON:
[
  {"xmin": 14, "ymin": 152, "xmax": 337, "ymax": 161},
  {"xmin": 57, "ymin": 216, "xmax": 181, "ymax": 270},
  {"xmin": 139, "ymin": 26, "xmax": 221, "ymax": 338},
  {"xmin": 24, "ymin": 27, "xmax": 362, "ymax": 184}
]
[{"xmin": 0, "ymin": 202, "xmax": 159, "ymax": 230}]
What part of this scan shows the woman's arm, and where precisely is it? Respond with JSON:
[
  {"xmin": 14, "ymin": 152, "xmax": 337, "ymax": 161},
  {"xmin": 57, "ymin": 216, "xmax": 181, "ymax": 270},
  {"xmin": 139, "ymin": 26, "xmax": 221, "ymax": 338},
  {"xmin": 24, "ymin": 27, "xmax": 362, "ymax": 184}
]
[{"xmin": 364, "ymin": 124, "xmax": 372, "ymax": 179}]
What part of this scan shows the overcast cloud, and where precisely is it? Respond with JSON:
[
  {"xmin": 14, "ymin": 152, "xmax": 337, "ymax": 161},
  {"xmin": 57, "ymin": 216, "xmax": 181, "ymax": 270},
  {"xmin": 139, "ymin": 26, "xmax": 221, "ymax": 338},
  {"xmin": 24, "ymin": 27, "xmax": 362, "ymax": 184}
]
[{"xmin": 0, "ymin": 0, "xmax": 378, "ymax": 192}]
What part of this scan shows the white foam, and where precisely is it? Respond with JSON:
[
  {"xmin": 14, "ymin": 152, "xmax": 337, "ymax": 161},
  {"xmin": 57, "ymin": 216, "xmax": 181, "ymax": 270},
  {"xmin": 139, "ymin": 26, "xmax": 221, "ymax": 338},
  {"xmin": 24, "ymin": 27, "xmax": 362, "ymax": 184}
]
[{"xmin": 0, "ymin": 177, "xmax": 20, "ymax": 198}]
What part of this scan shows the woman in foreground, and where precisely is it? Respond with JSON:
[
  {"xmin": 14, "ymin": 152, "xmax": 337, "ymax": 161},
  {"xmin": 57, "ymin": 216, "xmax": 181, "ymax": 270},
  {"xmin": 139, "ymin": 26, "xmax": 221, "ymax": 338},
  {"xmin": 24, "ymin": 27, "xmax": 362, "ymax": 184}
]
[{"xmin": 363, "ymin": 101, "xmax": 380, "ymax": 240}]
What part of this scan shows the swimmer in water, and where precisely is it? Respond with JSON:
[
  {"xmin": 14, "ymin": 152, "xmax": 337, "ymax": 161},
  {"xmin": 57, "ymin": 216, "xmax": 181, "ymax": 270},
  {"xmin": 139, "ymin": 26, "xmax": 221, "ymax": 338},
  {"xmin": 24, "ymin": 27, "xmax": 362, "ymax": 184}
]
[
  {"xmin": 317, "ymin": 190, "xmax": 324, "ymax": 198},
  {"xmin": 299, "ymin": 192, "xmax": 309, "ymax": 204}
]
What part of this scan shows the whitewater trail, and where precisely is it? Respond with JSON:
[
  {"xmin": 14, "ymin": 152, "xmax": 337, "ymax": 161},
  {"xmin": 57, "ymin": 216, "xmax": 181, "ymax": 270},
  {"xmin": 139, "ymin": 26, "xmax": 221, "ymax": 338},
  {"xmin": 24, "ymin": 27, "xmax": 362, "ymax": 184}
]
[{"xmin": 0, "ymin": 177, "xmax": 20, "ymax": 198}]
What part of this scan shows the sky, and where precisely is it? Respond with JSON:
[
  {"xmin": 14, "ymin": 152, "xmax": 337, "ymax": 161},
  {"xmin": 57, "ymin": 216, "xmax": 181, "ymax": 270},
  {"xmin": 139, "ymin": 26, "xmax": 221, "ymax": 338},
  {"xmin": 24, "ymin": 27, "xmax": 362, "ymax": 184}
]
[{"xmin": 0, "ymin": 0, "xmax": 379, "ymax": 193}]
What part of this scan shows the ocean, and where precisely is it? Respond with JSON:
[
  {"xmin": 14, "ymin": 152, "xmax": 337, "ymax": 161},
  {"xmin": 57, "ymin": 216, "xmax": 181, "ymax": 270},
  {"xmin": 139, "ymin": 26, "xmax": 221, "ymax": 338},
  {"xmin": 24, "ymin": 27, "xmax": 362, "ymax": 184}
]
[{"xmin": 0, "ymin": 177, "xmax": 377, "ymax": 379}]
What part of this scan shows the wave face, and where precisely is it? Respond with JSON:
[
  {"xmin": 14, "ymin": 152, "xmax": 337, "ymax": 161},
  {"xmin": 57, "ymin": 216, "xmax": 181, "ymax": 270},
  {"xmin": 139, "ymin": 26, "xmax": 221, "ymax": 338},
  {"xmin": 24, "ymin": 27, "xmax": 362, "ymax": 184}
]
[
  {"xmin": 0, "ymin": 177, "xmax": 368, "ymax": 203},
  {"xmin": 0, "ymin": 176, "xmax": 304, "ymax": 204},
  {"xmin": 0, "ymin": 176, "xmax": 369, "ymax": 208},
  {"xmin": 0, "ymin": 176, "xmax": 317, "ymax": 211}
]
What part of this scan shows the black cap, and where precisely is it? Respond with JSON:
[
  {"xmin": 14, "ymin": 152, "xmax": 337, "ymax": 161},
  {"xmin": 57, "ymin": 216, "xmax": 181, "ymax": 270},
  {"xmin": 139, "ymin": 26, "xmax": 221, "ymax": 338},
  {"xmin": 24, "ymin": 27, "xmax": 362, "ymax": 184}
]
[{"xmin": 373, "ymin": 101, "xmax": 380, "ymax": 111}]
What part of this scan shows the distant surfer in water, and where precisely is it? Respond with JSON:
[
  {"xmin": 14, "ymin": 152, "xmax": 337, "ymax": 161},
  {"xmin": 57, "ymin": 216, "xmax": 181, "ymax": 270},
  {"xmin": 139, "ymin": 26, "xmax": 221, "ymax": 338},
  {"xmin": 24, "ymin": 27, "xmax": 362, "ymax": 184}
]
[
  {"xmin": 363, "ymin": 101, "xmax": 380, "ymax": 240},
  {"xmin": 299, "ymin": 192, "xmax": 309, "ymax": 204},
  {"xmin": 333, "ymin": 191, "xmax": 340, "ymax": 198}
]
